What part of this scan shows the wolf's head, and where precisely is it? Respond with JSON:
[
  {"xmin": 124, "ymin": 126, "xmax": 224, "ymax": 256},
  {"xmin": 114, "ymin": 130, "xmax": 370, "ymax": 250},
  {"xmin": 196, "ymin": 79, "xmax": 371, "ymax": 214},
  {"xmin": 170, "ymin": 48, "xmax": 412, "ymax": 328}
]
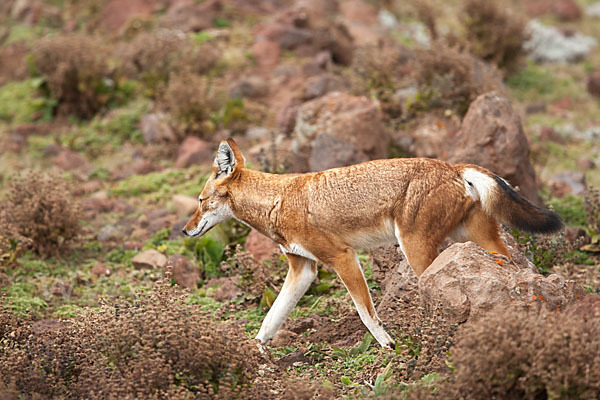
[{"xmin": 182, "ymin": 139, "xmax": 245, "ymax": 237}]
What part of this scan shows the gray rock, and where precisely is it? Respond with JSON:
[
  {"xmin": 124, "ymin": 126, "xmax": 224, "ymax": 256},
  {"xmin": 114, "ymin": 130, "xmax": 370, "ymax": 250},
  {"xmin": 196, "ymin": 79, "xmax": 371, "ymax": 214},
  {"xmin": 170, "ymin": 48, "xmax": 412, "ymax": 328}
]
[
  {"xmin": 97, "ymin": 225, "xmax": 121, "ymax": 242},
  {"xmin": 140, "ymin": 113, "xmax": 176, "ymax": 144},
  {"xmin": 524, "ymin": 19, "xmax": 597, "ymax": 63}
]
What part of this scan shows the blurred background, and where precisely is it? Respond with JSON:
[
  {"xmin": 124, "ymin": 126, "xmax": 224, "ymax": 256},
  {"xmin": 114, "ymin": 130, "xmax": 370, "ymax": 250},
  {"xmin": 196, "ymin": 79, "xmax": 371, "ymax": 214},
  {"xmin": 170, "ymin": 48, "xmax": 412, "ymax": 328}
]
[{"xmin": 1, "ymin": 0, "xmax": 600, "ymax": 398}]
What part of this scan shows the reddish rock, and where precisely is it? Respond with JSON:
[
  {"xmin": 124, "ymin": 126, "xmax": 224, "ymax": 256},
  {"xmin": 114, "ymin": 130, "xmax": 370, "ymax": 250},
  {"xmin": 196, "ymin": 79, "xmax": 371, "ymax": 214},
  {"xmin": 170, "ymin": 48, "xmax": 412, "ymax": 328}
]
[
  {"xmin": 91, "ymin": 262, "xmax": 111, "ymax": 277},
  {"xmin": 51, "ymin": 280, "xmax": 73, "ymax": 297},
  {"xmin": 0, "ymin": 43, "xmax": 29, "ymax": 86},
  {"xmin": 567, "ymin": 295, "xmax": 600, "ymax": 320},
  {"xmin": 339, "ymin": 0, "xmax": 378, "ymax": 25},
  {"xmin": 270, "ymin": 329, "xmax": 298, "ymax": 347},
  {"xmin": 53, "ymin": 150, "xmax": 88, "ymax": 171},
  {"xmin": 99, "ymin": 0, "xmax": 160, "ymax": 31},
  {"xmin": 564, "ymin": 226, "xmax": 588, "ymax": 245},
  {"xmin": 294, "ymin": 92, "xmax": 390, "ymax": 172},
  {"xmin": 302, "ymin": 73, "xmax": 345, "ymax": 100},
  {"xmin": 449, "ymin": 92, "xmax": 542, "ymax": 205},
  {"xmin": 276, "ymin": 102, "xmax": 300, "ymax": 135},
  {"xmin": 549, "ymin": 171, "xmax": 586, "ymax": 197},
  {"xmin": 208, "ymin": 276, "xmax": 241, "ymax": 302},
  {"xmin": 167, "ymin": 254, "xmax": 199, "ymax": 288},
  {"xmin": 252, "ymin": 40, "xmax": 281, "ymax": 67},
  {"xmin": 418, "ymin": 242, "xmax": 585, "ymax": 323},
  {"xmin": 132, "ymin": 249, "xmax": 167, "ymax": 269},
  {"xmin": 588, "ymin": 71, "xmax": 600, "ymax": 97},
  {"xmin": 277, "ymin": 348, "xmax": 310, "ymax": 369},
  {"xmin": 124, "ymin": 241, "xmax": 144, "ymax": 251},
  {"xmin": 576, "ymin": 157, "xmax": 595, "ymax": 170},
  {"xmin": 229, "ymin": 76, "xmax": 269, "ymax": 99},
  {"xmin": 160, "ymin": 0, "xmax": 221, "ymax": 32},
  {"xmin": 245, "ymin": 229, "xmax": 278, "ymax": 262},
  {"xmin": 553, "ymin": 0, "xmax": 582, "ymax": 20},
  {"xmin": 174, "ymin": 137, "xmax": 213, "ymax": 168},
  {"xmin": 539, "ymin": 126, "xmax": 565, "ymax": 144}
]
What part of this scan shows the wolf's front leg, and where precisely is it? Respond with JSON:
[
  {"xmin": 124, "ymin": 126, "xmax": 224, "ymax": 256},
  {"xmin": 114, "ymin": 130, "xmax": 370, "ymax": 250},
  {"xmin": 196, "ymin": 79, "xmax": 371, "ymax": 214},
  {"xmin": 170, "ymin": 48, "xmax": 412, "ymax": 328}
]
[{"xmin": 256, "ymin": 254, "xmax": 317, "ymax": 344}]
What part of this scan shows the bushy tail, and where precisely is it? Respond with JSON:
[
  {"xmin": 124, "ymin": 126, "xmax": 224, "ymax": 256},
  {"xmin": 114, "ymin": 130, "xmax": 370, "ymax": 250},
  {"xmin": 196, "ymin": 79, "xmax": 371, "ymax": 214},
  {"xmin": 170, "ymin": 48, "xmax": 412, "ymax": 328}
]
[{"xmin": 461, "ymin": 167, "xmax": 563, "ymax": 234}]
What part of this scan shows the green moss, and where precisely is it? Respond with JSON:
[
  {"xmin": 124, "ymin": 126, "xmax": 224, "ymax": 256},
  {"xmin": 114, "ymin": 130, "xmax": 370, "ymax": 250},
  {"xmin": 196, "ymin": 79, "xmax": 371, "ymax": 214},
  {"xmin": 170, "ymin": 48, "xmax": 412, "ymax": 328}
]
[
  {"xmin": 61, "ymin": 98, "xmax": 148, "ymax": 157},
  {"xmin": 0, "ymin": 79, "xmax": 56, "ymax": 124},
  {"xmin": 548, "ymin": 195, "xmax": 587, "ymax": 227},
  {"xmin": 2, "ymin": 282, "xmax": 48, "ymax": 316}
]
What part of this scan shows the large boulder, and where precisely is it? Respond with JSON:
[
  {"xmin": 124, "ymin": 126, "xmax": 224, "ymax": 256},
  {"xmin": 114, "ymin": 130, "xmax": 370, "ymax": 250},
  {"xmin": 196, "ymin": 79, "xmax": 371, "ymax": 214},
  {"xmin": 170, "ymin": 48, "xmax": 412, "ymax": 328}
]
[
  {"xmin": 449, "ymin": 92, "xmax": 542, "ymax": 205},
  {"xmin": 294, "ymin": 91, "xmax": 389, "ymax": 171},
  {"xmin": 418, "ymin": 241, "xmax": 585, "ymax": 323},
  {"xmin": 245, "ymin": 229, "xmax": 278, "ymax": 262}
]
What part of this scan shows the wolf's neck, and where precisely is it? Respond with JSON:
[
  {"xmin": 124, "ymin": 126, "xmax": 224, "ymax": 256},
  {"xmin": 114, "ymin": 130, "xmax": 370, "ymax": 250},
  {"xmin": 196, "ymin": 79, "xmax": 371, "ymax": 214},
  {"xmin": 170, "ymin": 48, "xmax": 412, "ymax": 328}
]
[{"xmin": 229, "ymin": 169, "xmax": 292, "ymax": 244}]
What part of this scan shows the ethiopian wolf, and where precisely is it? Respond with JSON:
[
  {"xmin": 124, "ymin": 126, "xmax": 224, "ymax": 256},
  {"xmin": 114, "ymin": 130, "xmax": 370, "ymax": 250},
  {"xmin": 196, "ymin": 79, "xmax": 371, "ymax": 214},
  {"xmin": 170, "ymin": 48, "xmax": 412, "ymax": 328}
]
[{"xmin": 182, "ymin": 139, "xmax": 562, "ymax": 349}]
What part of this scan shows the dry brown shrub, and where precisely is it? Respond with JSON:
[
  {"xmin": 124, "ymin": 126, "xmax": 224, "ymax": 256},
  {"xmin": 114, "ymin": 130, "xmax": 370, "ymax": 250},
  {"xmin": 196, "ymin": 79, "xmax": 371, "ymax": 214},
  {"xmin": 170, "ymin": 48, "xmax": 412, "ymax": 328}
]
[
  {"xmin": 120, "ymin": 30, "xmax": 219, "ymax": 98},
  {"xmin": 0, "ymin": 276, "xmax": 270, "ymax": 399},
  {"xmin": 445, "ymin": 304, "xmax": 600, "ymax": 399},
  {"xmin": 412, "ymin": 42, "xmax": 503, "ymax": 115},
  {"xmin": 162, "ymin": 72, "xmax": 219, "ymax": 139},
  {"xmin": 0, "ymin": 171, "xmax": 81, "ymax": 258},
  {"xmin": 460, "ymin": 0, "xmax": 527, "ymax": 74},
  {"xmin": 31, "ymin": 35, "xmax": 116, "ymax": 119}
]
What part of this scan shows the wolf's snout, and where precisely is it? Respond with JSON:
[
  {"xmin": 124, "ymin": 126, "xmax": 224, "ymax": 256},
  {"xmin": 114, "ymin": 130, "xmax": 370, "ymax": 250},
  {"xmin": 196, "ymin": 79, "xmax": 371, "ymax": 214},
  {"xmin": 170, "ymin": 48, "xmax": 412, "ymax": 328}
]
[{"xmin": 181, "ymin": 228, "xmax": 188, "ymax": 236}]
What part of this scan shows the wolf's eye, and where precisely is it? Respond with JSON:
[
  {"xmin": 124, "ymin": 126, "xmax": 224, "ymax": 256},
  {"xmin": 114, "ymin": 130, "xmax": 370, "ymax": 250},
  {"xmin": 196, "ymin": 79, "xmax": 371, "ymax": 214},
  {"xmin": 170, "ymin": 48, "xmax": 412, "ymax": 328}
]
[{"xmin": 198, "ymin": 197, "xmax": 204, "ymax": 204}]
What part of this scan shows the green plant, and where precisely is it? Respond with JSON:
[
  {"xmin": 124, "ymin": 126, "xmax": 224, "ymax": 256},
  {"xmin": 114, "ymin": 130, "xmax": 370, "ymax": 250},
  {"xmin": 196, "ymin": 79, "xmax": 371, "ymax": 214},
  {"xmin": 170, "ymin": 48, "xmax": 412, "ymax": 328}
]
[
  {"xmin": 31, "ymin": 34, "xmax": 124, "ymax": 119},
  {"xmin": 0, "ymin": 79, "xmax": 56, "ymax": 123}
]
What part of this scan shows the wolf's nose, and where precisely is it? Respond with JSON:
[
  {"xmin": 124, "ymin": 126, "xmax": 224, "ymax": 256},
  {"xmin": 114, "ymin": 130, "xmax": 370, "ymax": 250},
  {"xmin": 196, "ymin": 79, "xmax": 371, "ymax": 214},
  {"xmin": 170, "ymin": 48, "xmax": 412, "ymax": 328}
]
[{"xmin": 181, "ymin": 228, "xmax": 188, "ymax": 236}]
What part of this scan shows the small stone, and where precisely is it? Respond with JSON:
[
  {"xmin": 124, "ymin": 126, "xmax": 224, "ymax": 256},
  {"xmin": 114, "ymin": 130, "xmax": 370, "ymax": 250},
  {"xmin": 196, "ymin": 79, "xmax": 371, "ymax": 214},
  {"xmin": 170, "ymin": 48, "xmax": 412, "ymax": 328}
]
[
  {"xmin": 51, "ymin": 280, "xmax": 73, "ymax": 297},
  {"xmin": 97, "ymin": 225, "xmax": 121, "ymax": 242},
  {"xmin": 132, "ymin": 249, "xmax": 167, "ymax": 269},
  {"xmin": 140, "ymin": 113, "xmax": 176, "ymax": 144},
  {"xmin": 576, "ymin": 157, "xmax": 595, "ymax": 170},
  {"xmin": 166, "ymin": 254, "xmax": 200, "ymax": 288},
  {"xmin": 91, "ymin": 262, "xmax": 111, "ymax": 277},
  {"xmin": 587, "ymin": 71, "xmax": 600, "ymax": 97},
  {"xmin": 53, "ymin": 150, "xmax": 88, "ymax": 171},
  {"xmin": 251, "ymin": 39, "xmax": 280, "ymax": 67},
  {"xmin": 172, "ymin": 194, "xmax": 198, "ymax": 218}
]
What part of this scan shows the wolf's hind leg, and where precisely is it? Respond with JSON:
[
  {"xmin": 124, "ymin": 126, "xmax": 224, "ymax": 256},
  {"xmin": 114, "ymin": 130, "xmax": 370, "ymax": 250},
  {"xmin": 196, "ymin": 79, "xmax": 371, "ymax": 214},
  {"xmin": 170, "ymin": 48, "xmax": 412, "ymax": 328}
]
[
  {"xmin": 330, "ymin": 248, "xmax": 395, "ymax": 349},
  {"xmin": 256, "ymin": 254, "xmax": 316, "ymax": 344}
]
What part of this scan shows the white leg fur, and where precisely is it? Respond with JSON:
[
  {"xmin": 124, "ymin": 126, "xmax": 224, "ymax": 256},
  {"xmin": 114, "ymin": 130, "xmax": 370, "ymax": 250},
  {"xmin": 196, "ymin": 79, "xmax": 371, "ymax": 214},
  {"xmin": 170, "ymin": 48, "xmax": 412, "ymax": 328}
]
[
  {"xmin": 256, "ymin": 258, "xmax": 316, "ymax": 343},
  {"xmin": 347, "ymin": 253, "xmax": 394, "ymax": 349}
]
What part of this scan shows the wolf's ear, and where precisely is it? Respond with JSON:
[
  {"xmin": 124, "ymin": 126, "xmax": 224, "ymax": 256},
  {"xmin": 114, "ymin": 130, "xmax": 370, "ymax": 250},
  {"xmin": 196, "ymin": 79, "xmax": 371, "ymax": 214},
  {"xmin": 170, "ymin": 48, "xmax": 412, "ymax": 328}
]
[{"xmin": 214, "ymin": 139, "xmax": 245, "ymax": 178}]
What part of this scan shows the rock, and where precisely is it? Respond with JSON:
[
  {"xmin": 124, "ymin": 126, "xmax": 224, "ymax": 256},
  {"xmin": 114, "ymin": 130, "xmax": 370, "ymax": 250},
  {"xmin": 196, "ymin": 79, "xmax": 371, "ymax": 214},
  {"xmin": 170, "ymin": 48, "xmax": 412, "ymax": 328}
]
[
  {"xmin": 576, "ymin": 157, "xmax": 595, "ymax": 170},
  {"xmin": 124, "ymin": 241, "xmax": 143, "ymax": 251},
  {"xmin": 587, "ymin": 2, "xmax": 600, "ymax": 18},
  {"xmin": 51, "ymin": 280, "xmax": 73, "ymax": 297},
  {"xmin": 449, "ymin": 92, "xmax": 542, "ymax": 205},
  {"xmin": 538, "ymin": 126, "xmax": 565, "ymax": 144},
  {"xmin": 174, "ymin": 136, "xmax": 213, "ymax": 168},
  {"xmin": 97, "ymin": 225, "xmax": 121, "ymax": 242},
  {"xmin": 567, "ymin": 295, "xmax": 600, "ymax": 320},
  {"xmin": 564, "ymin": 226, "xmax": 588, "ymax": 245},
  {"xmin": 229, "ymin": 76, "xmax": 269, "ymax": 99},
  {"xmin": 91, "ymin": 262, "xmax": 111, "ymax": 277},
  {"xmin": 277, "ymin": 348, "xmax": 310, "ymax": 369},
  {"xmin": 246, "ymin": 126, "xmax": 270, "ymax": 141},
  {"xmin": 373, "ymin": 247, "xmax": 419, "ymax": 314},
  {"xmin": 53, "ymin": 150, "xmax": 88, "ymax": 171},
  {"xmin": 314, "ymin": 23, "xmax": 354, "ymax": 66},
  {"xmin": 169, "ymin": 219, "xmax": 187, "ymax": 240},
  {"xmin": 553, "ymin": 0, "xmax": 582, "ymax": 20},
  {"xmin": 286, "ymin": 316, "xmax": 319, "ymax": 334},
  {"xmin": 302, "ymin": 73, "xmax": 345, "ymax": 100},
  {"xmin": 270, "ymin": 329, "xmax": 298, "ymax": 347},
  {"xmin": 418, "ymin": 242, "xmax": 585, "ymax": 323},
  {"xmin": 276, "ymin": 102, "xmax": 300, "ymax": 135},
  {"xmin": 404, "ymin": 117, "xmax": 460, "ymax": 159},
  {"xmin": 99, "ymin": 0, "xmax": 160, "ymax": 31},
  {"xmin": 251, "ymin": 39, "xmax": 281, "ymax": 67},
  {"xmin": 294, "ymin": 91, "xmax": 389, "ymax": 172},
  {"xmin": 166, "ymin": 254, "xmax": 199, "ymax": 288},
  {"xmin": 245, "ymin": 229, "xmax": 278, "ymax": 262},
  {"xmin": 549, "ymin": 171, "xmax": 586, "ymax": 197},
  {"xmin": 309, "ymin": 133, "xmax": 370, "ymax": 172},
  {"xmin": 140, "ymin": 113, "xmax": 176, "ymax": 144},
  {"xmin": 207, "ymin": 276, "xmax": 241, "ymax": 301},
  {"xmin": 132, "ymin": 249, "xmax": 167, "ymax": 269},
  {"xmin": 172, "ymin": 194, "xmax": 198, "ymax": 218},
  {"xmin": 524, "ymin": 20, "xmax": 597, "ymax": 63},
  {"xmin": 159, "ymin": 0, "xmax": 221, "ymax": 32},
  {"xmin": 587, "ymin": 71, "xmax": 600, "ymax": 97}
]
